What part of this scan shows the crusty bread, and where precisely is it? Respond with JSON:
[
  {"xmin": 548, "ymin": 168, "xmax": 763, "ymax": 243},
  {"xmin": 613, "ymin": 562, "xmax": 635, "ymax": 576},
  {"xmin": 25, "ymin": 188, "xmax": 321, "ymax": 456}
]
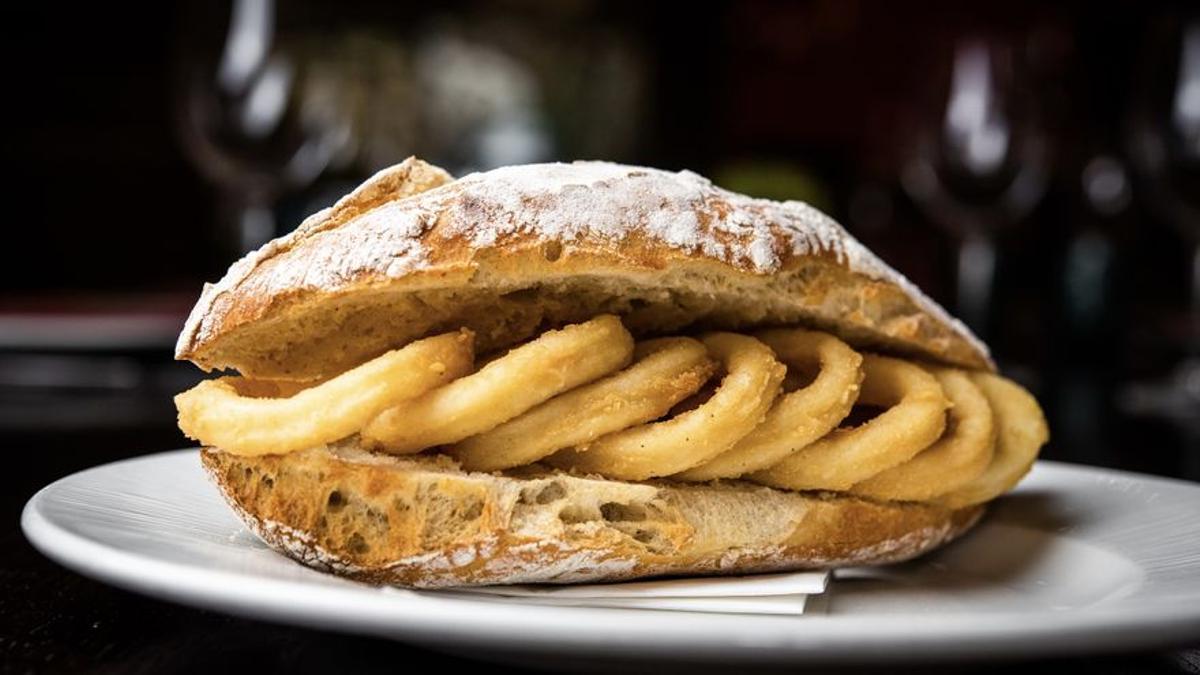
[
  {"xmin": 201, "ymin": 443, "xmax": 984, "ymax": 588},
  {"xmin": 180, "ymin": 158, "xmax": 998, "ymax": 588},
  {"xmin": 176, "ymin": 158, "xmax": 991, "ymax": 380}
]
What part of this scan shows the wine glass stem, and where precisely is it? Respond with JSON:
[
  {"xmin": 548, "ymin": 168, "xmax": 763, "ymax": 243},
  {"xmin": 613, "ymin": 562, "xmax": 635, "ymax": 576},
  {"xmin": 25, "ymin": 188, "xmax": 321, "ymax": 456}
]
[
  {"xmin": 1191, "ymin": 243, "xmax": 1200, "ymax": 356},
  {"xmin": 220, "ymin": 190, "xmax": 275, "ymax": 255},
  {"xmin": 957, "ymin": 233, "xmax": 996, "ymax": 338}
]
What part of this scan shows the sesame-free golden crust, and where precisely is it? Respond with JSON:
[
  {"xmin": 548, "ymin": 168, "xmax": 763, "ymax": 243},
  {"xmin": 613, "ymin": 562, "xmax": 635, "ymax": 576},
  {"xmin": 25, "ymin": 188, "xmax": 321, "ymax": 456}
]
[
  {"xmin": 176, "ymin": 158, "xmax": 991, "ymax": 380},
  {"xmin": 201, "ymin": 445, "xmax": 983, "ymax": 588}
]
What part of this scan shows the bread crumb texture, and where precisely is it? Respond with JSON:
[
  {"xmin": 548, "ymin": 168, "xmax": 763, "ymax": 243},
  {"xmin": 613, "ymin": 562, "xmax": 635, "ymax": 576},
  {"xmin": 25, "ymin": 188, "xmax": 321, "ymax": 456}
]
[{"xmin": 203, "ymin": 444, "xmax": 983, "ymax": 587}]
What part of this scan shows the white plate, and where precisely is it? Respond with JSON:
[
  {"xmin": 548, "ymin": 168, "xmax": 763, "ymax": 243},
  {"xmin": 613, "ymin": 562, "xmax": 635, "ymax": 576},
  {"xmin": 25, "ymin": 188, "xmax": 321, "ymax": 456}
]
[{"xmin": 21, "ymin": 450, "xmax": 1200, "ymax": 666}]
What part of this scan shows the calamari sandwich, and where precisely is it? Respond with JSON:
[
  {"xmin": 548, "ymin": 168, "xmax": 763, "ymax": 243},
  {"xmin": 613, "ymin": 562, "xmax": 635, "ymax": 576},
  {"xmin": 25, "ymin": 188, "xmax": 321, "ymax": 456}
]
[{"xmin": 174, "ymin": 158, "xmax": 1048, "ymax": 587}]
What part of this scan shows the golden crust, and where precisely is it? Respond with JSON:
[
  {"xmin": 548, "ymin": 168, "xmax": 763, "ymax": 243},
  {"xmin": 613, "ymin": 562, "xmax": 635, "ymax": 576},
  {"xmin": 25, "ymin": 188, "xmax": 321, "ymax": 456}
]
[
  {"xmin": 180, "ymin": 158, "xmax": 999, "ymax": 588},
  {"xmin": 176, "ymin": 158, "xmax": 991, "ymax": 379},
  {"xmin": 201, "ymin": 445, "xmax": 983, "ymax": 588}
]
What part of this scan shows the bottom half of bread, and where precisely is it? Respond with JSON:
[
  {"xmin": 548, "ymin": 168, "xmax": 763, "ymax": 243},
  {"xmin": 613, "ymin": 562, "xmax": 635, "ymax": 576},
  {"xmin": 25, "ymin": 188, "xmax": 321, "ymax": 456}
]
[{"xmin": 201, "ymin": 444, "xmax": 985, "ymax": 588}]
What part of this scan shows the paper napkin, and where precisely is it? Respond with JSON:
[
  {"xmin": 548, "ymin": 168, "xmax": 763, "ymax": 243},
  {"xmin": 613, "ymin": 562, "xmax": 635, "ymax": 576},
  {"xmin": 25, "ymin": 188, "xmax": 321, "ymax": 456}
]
[{"xmin": 435, "ymin": 570, "xmax": 830, "ymax": 616}]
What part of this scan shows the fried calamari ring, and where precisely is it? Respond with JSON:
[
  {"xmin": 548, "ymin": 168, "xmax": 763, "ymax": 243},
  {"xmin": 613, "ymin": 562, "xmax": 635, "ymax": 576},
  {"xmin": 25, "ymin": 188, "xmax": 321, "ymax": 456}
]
[
  {"xmin": 934, "ymin": 372, "xmax": 1048, "ymax": 508},
  {"xmin": 548, "ymin": 332, "xmax": 785, "ymax": 480},
  {"xmin": 450, "ymin": 337, "xmax": 717, "ymax": 472},
  {"xmin": 175, "ymin": 330, "xmax": 475, "ymax": 457},
  {"xmin": 849, "ymin": 368, "xmax": 996, "ymax": 501},
  {"xmin": 749, "ymin": 354, "xmax": 949, "ymax": 491},
  {"xmin": 361, "ymin": 315, "xmax": 634, "ymax": 454},
  {"xmin": 675, "ymin": 329, "xmax": 864, "ymax": 481}
]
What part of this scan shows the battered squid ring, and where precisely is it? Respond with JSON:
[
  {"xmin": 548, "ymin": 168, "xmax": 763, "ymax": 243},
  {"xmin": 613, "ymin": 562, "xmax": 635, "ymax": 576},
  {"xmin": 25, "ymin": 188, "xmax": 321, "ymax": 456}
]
[
  {"xmin": 175, "ymin": 330, "xmax": 475, "ymax": 457},
  {"xmin": 749, "ymin": 354, "xmax": 950, "ymax": 491},
  {"xmin": 848, "ymin": 368, "xmax": 996, "ymax": 501},
  {"xmin": 450, "ymin": 337, "xmax": 716, "ymax": 472},
  {"xmin": 361, "ymin": 315, "xmax": 634, "ymax": 454},
  {"xmin": 934, "ymin": 372, "xmax": 1049, "ymax": 508},
  {"xmin": 675, "ymin": 328, "xmax": 864, "ymax": 482},
  {"xmin": 548, "ymin": 332, "xmax": 785, "ymax": 480}
]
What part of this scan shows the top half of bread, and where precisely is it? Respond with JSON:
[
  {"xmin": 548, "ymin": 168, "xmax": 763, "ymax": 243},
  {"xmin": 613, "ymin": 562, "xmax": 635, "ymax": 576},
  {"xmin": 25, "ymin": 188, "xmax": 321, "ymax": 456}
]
[{"xmin": 175, "ymin": 157, "xmax": 990, "ymax": 380}]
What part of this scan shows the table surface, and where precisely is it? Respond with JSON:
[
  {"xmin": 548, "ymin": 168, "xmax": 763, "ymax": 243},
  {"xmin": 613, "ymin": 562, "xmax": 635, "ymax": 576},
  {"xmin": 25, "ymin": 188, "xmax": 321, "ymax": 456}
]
[{"xmin": 4, "ymin": 429, "xmax": 1199, "ymax": 674}]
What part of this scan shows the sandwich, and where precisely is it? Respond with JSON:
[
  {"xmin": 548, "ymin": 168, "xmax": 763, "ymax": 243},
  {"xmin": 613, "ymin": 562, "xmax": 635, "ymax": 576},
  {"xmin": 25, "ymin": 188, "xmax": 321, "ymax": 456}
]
[{"xmin": 173, "ymin": 157, "xmax": 1049, "ymax": 588}]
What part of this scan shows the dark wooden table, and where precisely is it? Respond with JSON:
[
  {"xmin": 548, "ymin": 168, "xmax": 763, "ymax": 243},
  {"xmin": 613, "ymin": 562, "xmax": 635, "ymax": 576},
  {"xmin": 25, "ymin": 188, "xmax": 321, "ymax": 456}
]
[{"xmin": 4, "ymin": 429, "xmax": 1198, "ymax": 674}]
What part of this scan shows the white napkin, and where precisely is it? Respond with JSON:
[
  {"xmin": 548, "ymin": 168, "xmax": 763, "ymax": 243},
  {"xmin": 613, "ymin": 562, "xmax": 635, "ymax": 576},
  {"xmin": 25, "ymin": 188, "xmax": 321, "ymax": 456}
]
[{"xmin": 432, "ymin": 570, "xmax": 830, "ymax": 616}]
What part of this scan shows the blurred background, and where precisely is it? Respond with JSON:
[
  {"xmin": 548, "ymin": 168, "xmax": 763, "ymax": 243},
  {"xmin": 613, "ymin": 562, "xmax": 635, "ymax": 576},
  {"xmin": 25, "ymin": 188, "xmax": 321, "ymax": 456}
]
[{"xmin": 3, "ymin": 0, "xmax": 1198, "ymax": 506}]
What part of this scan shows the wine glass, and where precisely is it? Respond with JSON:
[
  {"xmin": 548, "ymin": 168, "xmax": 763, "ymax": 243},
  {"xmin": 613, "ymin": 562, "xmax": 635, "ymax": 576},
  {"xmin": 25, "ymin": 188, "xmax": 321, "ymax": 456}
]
[
  {"xmin": 901, "ymin": 38, "xmax": 1051, "ymax": 338},
  {"xmin": 175, "ymin": 0, "xmax": 350, "ymax": 255},
  {"xmin": 1121, "ymin": 16, "xmax": 1200, "ymax": 476},
  {"xmin": 1127, "ymin": 18, "xmax": 1200, "ymax": 345}
]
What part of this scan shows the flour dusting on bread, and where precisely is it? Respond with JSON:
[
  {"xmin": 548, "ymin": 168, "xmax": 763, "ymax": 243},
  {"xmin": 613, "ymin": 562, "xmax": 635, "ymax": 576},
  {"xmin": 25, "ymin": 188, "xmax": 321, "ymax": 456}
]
[{"xmin": 176, "ymin": 158, "xmax": 989, "ymax": 378}]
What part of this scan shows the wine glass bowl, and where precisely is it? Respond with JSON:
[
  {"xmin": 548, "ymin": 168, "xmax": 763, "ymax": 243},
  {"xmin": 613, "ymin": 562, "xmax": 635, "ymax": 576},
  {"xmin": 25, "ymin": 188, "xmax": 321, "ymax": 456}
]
[
  {"xmin": 175, "ymin": 0, "xmax": 349, "ymax": 253},
  {"xmin": 902, "ymin": 38, "xmax": 1051, "ymax": 336}
]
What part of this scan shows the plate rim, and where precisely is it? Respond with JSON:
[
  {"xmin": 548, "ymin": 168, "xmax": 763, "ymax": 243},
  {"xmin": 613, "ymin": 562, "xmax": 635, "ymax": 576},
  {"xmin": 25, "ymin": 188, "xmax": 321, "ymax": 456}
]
[{"xmin": 20, "ymin": 449, "xmax": 1200, "ymax": 664}]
